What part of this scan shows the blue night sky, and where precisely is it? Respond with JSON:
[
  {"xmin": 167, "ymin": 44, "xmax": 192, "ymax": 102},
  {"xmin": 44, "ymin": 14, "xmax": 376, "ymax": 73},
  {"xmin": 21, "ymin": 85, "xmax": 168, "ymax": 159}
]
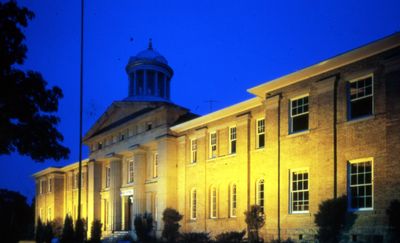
[{"xmin": 0, "ymin": 0, "xmax": 399, "ymax": 202}]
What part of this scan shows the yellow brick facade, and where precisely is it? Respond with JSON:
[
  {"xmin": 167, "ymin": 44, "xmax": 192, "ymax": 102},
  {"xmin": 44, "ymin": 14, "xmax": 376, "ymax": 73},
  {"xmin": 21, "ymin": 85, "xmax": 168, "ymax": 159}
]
[{"xmin": 34, "ymin": 34, "xmax": 400, "ymax": 242}]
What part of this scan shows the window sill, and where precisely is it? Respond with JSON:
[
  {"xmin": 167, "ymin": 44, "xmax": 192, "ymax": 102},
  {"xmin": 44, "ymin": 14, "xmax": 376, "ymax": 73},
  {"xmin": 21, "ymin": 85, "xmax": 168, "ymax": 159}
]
[
  {"xmin": 288, "ymin": 211, "xmax": 311, "ymax": 216},
  {"xmin": 346, "ymin": 115, "xmax": 375, "ymax": 125},
  {"xmin": 287, "ymin": 130, "xmax": 310, "ymax": 138},
  {"xmin": 348, "ymin": 207, "xmax": 374, "ymax": 213},
  {"xmin": 206, "ymin": 153, "xmax": 237, "ymax": 162},
  {"xmin": 186, "ymin": 162, "xmax": 198, "ymax": 167}
]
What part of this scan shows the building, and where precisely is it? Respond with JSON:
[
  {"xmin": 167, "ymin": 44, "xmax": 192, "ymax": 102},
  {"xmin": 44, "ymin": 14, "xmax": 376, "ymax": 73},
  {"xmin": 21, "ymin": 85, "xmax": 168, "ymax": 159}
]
[{"xmin": 34, "ymin": 34, "xmax": 400, "ymax": 242}]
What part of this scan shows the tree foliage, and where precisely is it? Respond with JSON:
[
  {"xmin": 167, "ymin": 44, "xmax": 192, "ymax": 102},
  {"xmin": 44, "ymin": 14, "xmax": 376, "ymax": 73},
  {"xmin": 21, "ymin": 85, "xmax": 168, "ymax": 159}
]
[
  {"xmin": 0, "ymin": 0, "xmax": 69, "ymax": 162},
  {"xmin": 0, "ymin": 189, "xmax": 34, "ymax": 243},
  {"xmin": 74, "ymin": 218, "xmax": 86, "ymax": 243},
  {"xmin": 162, "ymin": 207, "xmax": 183, "ymax": 242},
  {"xmin": 245, "ymin": 205, "xmax": 265, "ymax": 243},
  {"xmin": 89, "ymin": 219, "xmax": 102, "ymax": 243},
  {"xmin": 61, "ymin": 215, "xmax": 74, "ymax": 243},
  {"xmin": 386, "ymin": 199, "xmax": 400, "ymax": 242},
  {"xmin": 215, "ymin": 230, "xmax": 246, "ymax": 243},
  {"xmin": 134, "ymin": 213, "xmax": 154, "ymax": 242}
]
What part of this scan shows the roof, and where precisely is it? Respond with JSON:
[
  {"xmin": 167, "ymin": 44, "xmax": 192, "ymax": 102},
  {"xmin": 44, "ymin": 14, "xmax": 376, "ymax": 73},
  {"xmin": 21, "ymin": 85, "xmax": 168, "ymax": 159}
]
[
  {"xmin": 32, "ymin": 159, "xmax": 89, "ymax": 178},
  {"xmin": 248, "ymin": 32, "xmax": 400, "ymax": 97},
  {"xmin": 170, "ymin": 97, "xmax": 262, "ymax": 133}
]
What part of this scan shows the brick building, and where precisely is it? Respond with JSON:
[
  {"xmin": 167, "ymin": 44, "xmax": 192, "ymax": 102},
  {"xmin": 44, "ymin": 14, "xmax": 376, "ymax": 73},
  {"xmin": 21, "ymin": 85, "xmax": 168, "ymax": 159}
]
[{"xmin": 34, "ymin": 34, "xmax": 400, "ymax": 242}]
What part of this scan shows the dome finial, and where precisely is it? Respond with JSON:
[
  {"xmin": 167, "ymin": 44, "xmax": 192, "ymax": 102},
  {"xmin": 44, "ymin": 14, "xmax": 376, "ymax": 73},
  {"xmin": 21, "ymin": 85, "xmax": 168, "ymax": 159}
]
[{"xmin": 148, "ymin": 38, "xmax": 153, "ymax": 50}]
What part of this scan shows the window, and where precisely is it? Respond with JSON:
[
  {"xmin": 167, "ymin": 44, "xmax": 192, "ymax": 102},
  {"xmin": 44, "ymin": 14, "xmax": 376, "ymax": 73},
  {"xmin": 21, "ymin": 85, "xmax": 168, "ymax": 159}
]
[
  {"xmin": 210, "ymin": 186, "xmax": 217, "ymax": 218},
  {"xmin": 190, "ymin": 188, "xmax": 197, "ymax": 220},
  {"xmin": 191, "ymin": 139, "xmax": 197, "ymax": 163},
  {"xmin": 256, "ymin": 119, "xmax": 265, "ymax": 148},
  {"xmin": 229, "ymin": 127, "xmax": 237, "ymax": 154},
  {"xmin": 290, "ymin": 96, "xmax": 309, "ymax": 133},
  {"xmin": 290, "ymin": 170, "xmax": 309, "ymax": 213},
  {"xmin": 48, "ymin": 178, "xmax": 52, "ymax": 193},
  {"xmin": 348, "ymin": 75, "xmax": 374, "ymax": 120},
  {"xmin": 128, "ymin": 159, "xmax": 134, "ymax": 184},
  {"xmin": 209, "ymin": 132, "xmax": 217, "ymax": 158},
  {"xmin": 257, "ymin": 179, "xmax": 265, "ymax": 213},
  {"xmin": 48, "ymin": 207, "xmax": 52, "ymax": 221},
  {"xmin": 348, "ymin": 159, "xmax": 373, "ymax": 210},
  {"xmin": 153, "ymin": 153, "xmax": 158, "ymax": 178},
  {"xmin": 230, "ymin": 184, "xmax": 237, "ymax": 217},
  {"xmin": 73, "ymin": 173, "xmax": 79, "ymax": 189},
  {"xmin": 97, "ymin": 141, "xmax": 103, "ymax": 150},
  {"xmin": 105, "ymin": 166, "xmax": 111, "ymax": 188},
  {"xmin": 40, "ymin": 179, "xmax": 46, "ymax": 194},
  {"xmin": 146, "ymin": 122, "xmax": 153, "ymax": 131}
]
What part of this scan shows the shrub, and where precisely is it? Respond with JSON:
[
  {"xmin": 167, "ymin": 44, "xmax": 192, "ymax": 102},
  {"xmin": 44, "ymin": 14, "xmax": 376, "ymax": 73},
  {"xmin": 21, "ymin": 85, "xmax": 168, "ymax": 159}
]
[
  {"xmin": 49, "ymin": 218, "xmax": 64, "ymax": 239},
  {"xmin": 162, "ymin": 208, "xmax": 183, "ymax": 242},
  {"xmin": 180, "ymin": 232, "xmax": 210, "ymax": 243},
  {"xmin": 43, "ymin": 222, "xmax": 54, "ymax": 243},
  {"xmin": 215, "ymin": 230, "xmax": 246, "ymax": 243},
  {"xmin": 134, "ymin": 213, "xmax": 154, "ymax": 242},
  {"xmin": 270, "ymin": 238, "xmax": 295, "ymax": 243},
  {"xmin": 74, "ymin": 218, "xmax": 86, "ymax": 243},
  {"xmin": 314, "ymin": 195, "xmax": 355, "ymax": 243},
  {"xmin": 89, "ymin": 219, "xmax": 102, "ymax": 243},
  {"xmin": 245, "ymin": 205, "xmax": 265, "ymax": 243},
  {"xmin": 386, "ymin": 199, "xmax": 400, "ymax": 241},
  {"xmin": 35, "ymin": 218, "xmax": 45, "ymax": 243},
  {"xmin": 61, "ymin": 215, "xmax": 74, "ymax": 243}
]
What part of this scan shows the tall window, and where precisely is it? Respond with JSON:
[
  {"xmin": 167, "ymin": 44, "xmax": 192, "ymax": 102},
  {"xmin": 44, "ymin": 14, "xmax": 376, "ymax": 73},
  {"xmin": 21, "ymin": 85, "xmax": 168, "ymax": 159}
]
[
  {"xmin": 290, "ymin": 170, "xmax": 309, "ymax": 213},
  {"xmin": 348, "ymin": 159, "xmax": 373, "ymax": 210},
  {"xmin": 209, "ymin": 132, "xmax": 217, "ymax": 158},
  {"xmin": 73, "ymin": 173, "xmax": 79, "ymax": 189},
  {"xmin": 210, "ymin": 186, "xmax": 217, "ymax": 218},
  {"xmin": 191, "ymin": 188, "xmax": 197, "ymax": 220},
  {"xmin": 348, "ymin": 75, "xmax": 374, "ymax": 120},
  {"xmin": 290, "ymin": 96, "xmax": 309, "ymax": 133},
  {"xmin": 191, "ymin": 139, "xmax": 198, "ymax": 163},
  {"xmin": 128, "ymin": 159, "xmax": 134, "ymax": 184},
  {"xmin": 40, "ymin": 179, "xmax": 46, "ymax": 194},
  {"xmin": 105, "ymin": 166, "xmax": 111, "ymax": 188},
  {"xmin": 256, "ymin": 119, "xmax": 265, "ymax": 148},
  {"xmin": 230, "ymin": 184, "xmax": 237, "ymax": 217},
  {"xmin": 48, "ymin": 178, "xmax": 52, "ymax": 193},
  {"xmin": 229, "ymin": 127, "xmax": 237, "ymax": 154},
  {"xmin": 153, "ymin": 153, "xmax": 159, "ymax": 178},
  {"xmin": 257, "ymin": 179, "xmax": 265, "ymax": 213}
]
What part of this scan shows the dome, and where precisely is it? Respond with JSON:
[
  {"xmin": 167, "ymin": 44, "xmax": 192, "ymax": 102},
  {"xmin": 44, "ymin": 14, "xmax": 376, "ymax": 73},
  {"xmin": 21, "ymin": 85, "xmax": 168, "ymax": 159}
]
[{"xmin": 128, "ymin": 39, "xmax": 168, "ymax": 65}]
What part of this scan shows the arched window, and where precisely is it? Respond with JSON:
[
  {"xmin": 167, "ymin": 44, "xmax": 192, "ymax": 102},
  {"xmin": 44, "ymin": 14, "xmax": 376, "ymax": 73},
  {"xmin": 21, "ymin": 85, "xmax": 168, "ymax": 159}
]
[
  {"xmin": 190, "ymin": 188, "xmax": 197, "ymax": 220},
  {"xmin": 257, "ymin": 179, "xmax": 265, "ymax": 213},
  {"xmin": 230, "ymin": 184, "xmax": 237, "ymax": 217},
  {"xmin": 210, "ymin": 186, "xmax": 217, "ymax": 218}
]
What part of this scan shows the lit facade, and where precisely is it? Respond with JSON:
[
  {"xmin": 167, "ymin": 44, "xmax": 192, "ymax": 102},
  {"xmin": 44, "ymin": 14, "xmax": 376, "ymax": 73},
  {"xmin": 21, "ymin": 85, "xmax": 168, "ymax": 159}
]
[{"xmin": 34, "ymin": 34, "xmax": 400, "ymax": 242}]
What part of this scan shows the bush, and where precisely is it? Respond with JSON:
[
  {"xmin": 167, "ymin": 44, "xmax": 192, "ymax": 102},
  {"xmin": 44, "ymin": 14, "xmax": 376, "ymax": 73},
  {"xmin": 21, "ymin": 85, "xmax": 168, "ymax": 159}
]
[
  {"xmin": 35, "ymin": 218, "xmax": 45, "ymax": 243},
  {"xmin": 61, "ymin": 215, "xmax": 74, "ymax": 243},
  {"xmin": 134, "ymin": 213, "xmax": 154, "ymax": 243},
  {"xmin": 386, "ymin": 199, "xmax": 400, "ymax": 241},
  {"xmin": 314, "ymin": 195, "xmax": 355, "ymax": 243},
  {"xmin": 43, "ymin": 222, "xmax": 54, "ymax": 243},
  {"xmin": 245, "ymin": 205, "xmax": 265, "ymax": 243},
  {"xmin": 162, "ymin": 208, "xmax": 183, "ymax": 242},
  {"xmin": 74, "ymin": 218, "xmax": 86, "ymax": 243},
  {"xmin": 215, "ymin": 230, "xmax": 246, "ymax": 243},
  {"xmin": 50, "ymin": 218, "xmax": 64, "ymax": 239},
  {"xmin": 270, "ymin": 238, "xmax": 295, "ymax": 243},
  {"xmin": 180, "ymin": 232, "xmax": 210, "ymax": 243},
  {"xmin": 89, "ymin": 219, "xmax": 102, "ymax": 243}
]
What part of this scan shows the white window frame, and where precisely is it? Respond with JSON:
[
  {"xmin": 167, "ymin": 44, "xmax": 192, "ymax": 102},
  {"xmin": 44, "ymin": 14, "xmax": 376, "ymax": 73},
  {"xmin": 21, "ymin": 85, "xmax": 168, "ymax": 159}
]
[
  {"xmin": 290, "ymin": 168, "xmax": 309, "ymax": 214},
  {"xmin": 191, "ymin": 139, "xmax": 198, "ymax": 163},
  {"xmin": 190, "ymin": 188, "xmax": 197, "ymax": 220},
  {"xmin": 256, "ymin": 119, "xmax": 265, "ymax": 148},
  {"xmin": 210, "ymin": 186, "xmax": 217, "ymax": 219},
  {"xmin": 348, "ymin": 157, "xmax": 374, "ymax": 211},
  {"xmin": 289, "ymin": 94, "xmax": 309, "ymax": 134},
  {"xmin": 127, "ymin": 158, "xmax": 134, "ymax": 184},
  {"xmin": 153, "ymin": 152, "xmax": 159, "ymax": 178},
  {"xmin": 256, "ymin": 179, "xmax": 265, "ymax": 213},
  {"xmin": 229, "ymin": 127, "xmax": 237, "ymax": 154},
  {"xmin": 209, "ymin": 132, "xmax": 217, "ymax": 158},
  {"xmin": 230, "ymin": 183, "xmax": 237, "ymax": 217},
  {"xmin": 105, "ymin": 166, "xmax": 111, "ymax": 188},
  {"xmin": 347, "ymin": 74, "xmax": 374, "ymax": 120}
]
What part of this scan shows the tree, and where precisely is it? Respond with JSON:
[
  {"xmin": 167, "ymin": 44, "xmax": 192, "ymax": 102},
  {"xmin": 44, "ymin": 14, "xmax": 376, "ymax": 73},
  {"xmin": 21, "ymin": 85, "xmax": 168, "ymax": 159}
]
[
  {"xmin": 0, "ymin": 189, "xmax": 34, "ymax": 243},
  {"xmin": 43, "ymin": 222, "xmax": 54, "ymax": 243},
  {"xmin": 162, "ymin": 208, "xmax": 183, "ymax": 242},
  {"xmin": 134, "ymin": 213, "xmax": 154, "ymax": 242},
  {"xmin": 386, "ymin": 199, "xmax": 400, "ymax": 242},
  {"xmin": 89, "ymin": 220, "xmax": 102, "ymax": 243},
  {"xmin": 61, "ymin": 215, "xmax": 74, "ymax": 243},
  {"xmin": 0, "ymin": 0, "xmax": 69, "ymax": 162},
  {"xmin": 244, "ymin": 205, "xmax": 265, "ymax": 243},
  {"xmin": 35, "ymin": 218, "xmax": 45, "ymax": 243},
  {"xmin": 74, "ymin": 218, "xmax": 86, "ymax": 243}
]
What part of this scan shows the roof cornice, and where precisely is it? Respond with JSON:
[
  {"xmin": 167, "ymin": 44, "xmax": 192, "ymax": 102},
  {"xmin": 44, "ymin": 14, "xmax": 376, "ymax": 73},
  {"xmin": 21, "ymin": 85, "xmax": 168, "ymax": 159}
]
[{"xmin": 248, "ymin": 32, "xmax": 400, "ymax": 97}]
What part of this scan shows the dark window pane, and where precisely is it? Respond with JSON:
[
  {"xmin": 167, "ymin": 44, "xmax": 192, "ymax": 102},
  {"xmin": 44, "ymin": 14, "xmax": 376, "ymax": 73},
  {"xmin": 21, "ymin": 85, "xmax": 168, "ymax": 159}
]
[
  {"xmin": 258, "ymin": 134, "xmax": 265, "ymax": 148},
  {"xmin": 292, "ymin": 114, "xmax": 309, "ymax": 133},
  {"xmin": 350, "ymin": 96, "xmax": 373, "ymax": 119},
  {"xmin": 231, "ymin": 141, "xmax": 236, "ymax": 153}
]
